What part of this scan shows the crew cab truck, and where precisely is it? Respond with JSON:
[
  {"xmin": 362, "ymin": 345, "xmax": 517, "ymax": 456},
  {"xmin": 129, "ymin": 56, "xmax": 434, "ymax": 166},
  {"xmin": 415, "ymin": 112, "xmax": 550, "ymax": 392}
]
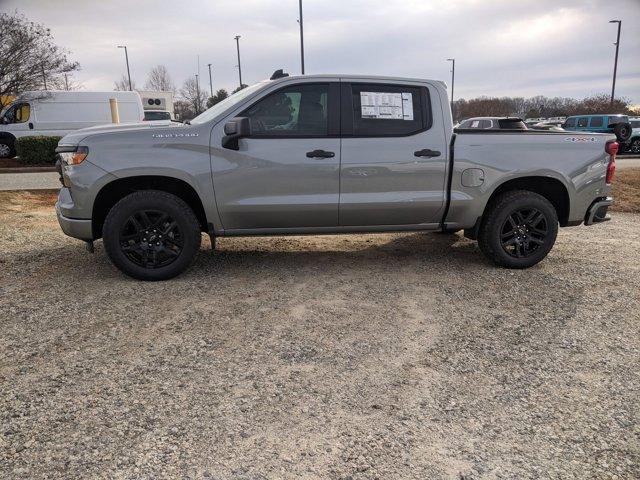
[{"xmin": 55, "ymin": 73, "xmax": 618, "ymax": 280}]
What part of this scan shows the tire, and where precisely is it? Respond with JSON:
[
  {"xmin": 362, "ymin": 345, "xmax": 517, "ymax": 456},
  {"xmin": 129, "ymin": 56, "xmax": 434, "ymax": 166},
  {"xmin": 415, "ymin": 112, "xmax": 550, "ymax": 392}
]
[
  {"xmin": 102, "ymin": 190, "xmax": 201, "ymax": 281},
  {"xmin": 629, "ymin": 137, "xmax": 640, "ymax": 154},
  {"xmin": 613, "ymin": 122, "xmax": 632, "ymax": 142},
  {"xmin": 0, "ymin": 140, "xmax": 16, "ymax": 159},
  {"xmin": 477, "ymin": 190, "xmax": 558, "ymax": 269}
]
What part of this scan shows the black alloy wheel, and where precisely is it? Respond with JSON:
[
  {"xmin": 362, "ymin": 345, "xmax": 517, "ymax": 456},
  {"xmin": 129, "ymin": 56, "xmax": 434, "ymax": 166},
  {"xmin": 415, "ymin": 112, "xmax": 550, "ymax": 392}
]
[
  {"xmin": 119, "ymin": 210, "xmax": 183, "ymax": 268},
  {"xmin": 499, "ymin": 208, "xmax": 548, "ymax": 258}
]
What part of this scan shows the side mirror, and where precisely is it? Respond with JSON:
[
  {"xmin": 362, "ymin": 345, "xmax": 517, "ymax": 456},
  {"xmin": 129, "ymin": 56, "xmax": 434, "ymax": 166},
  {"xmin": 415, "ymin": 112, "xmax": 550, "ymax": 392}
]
[{"xmin": 222, "ymin": 116, "xmax": 251, "ymax": 150}]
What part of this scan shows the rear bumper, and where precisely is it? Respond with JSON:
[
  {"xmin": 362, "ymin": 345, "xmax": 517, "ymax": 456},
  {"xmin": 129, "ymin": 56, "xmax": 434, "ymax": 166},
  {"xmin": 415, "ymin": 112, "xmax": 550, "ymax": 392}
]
[{"xmin": 584, "ymin": 196, "xmax": 613, "ymax": 226}]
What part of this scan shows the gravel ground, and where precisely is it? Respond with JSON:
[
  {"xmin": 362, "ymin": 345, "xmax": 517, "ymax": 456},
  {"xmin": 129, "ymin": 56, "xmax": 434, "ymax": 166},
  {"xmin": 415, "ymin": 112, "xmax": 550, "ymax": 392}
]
[{"xmin": 1, "ymin": 192, "xmax": 639, "ymax": 479}]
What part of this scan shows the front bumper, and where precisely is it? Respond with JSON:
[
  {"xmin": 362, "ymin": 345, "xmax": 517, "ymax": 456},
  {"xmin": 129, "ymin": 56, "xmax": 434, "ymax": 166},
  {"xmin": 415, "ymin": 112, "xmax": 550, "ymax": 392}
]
[
  {"xmin": 584, "ymin": 196, "xmax": 613, "ymax": 226},
  {"xmin": 55, "ymin": 188, "xmax": 93, "ymax": 240}
]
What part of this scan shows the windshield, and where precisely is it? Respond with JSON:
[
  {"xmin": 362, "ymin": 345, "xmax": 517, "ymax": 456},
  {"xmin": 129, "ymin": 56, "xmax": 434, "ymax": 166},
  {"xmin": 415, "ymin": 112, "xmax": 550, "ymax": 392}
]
[{"xmin": 189, "ymin": 81, "xmax": 269, "ymax": 125}]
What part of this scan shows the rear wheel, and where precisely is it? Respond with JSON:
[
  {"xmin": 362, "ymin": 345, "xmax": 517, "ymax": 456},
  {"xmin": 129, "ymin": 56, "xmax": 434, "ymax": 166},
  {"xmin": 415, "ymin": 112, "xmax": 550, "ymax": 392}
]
[
  {"xmin": 478, "ymin": 190, "xmax": 558, "ymax": 268},
  {"xmin": 103, "ymin": 190, "xmax": 201, "ymax": 281},
  {"xmin": 629, "ymin": 138, "xmax": 640, "ymax": 154}
]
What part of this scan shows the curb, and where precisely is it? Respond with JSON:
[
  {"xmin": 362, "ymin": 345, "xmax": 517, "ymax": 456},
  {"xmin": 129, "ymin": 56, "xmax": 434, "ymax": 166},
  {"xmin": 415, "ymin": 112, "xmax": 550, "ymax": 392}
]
[{"xmin": 0, "ymin": 167, "xmax": 57, "ymax": 174}]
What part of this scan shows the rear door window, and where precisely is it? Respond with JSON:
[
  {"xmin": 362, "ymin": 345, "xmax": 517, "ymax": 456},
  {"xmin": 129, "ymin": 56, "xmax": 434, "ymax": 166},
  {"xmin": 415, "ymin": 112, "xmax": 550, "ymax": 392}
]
[
  {"xmin": 347, "ymin": 83, "xmax": 429, "ymax": 136},
  {"xmin": 577, "ymin": 117, "xmax": 589, "ymax": 128},
  {"xmin": 589, "ymin": 116, "xmax": 603, "ymax": 127}
]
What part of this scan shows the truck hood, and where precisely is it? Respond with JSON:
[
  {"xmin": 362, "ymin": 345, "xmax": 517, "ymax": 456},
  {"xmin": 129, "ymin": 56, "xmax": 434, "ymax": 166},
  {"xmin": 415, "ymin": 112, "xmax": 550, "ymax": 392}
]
[{"xmin": 59, "ymin": 120, "xmax": 182, "ymax": 146}]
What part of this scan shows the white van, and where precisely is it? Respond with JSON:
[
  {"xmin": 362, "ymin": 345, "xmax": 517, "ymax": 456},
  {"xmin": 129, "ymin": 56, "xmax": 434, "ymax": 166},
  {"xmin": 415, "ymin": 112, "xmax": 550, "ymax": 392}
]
[{"xmin": 0, "ymin": 91, "xmax": 144, "ymax": 158}]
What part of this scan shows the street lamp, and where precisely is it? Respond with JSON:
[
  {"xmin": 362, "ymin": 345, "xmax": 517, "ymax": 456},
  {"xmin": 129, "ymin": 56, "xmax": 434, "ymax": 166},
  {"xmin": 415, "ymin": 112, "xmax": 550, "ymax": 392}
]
[
  {"xmin": 207, "ymin": 63, "xmax": 214, "ymax": 98},
  {"xmin": 195, "ymin": 73, "xmax": 200, "ymax": 115},
  {"xmin": 446, "ymin": 58, "xmax": 455, "ymax": 117},
  {"xmin": 609, "ymin": 20, "xmax": 622, "ymax": 104},
  {"xmin": 298, "ymin": 0, "xmax": 305, "ymax": 74},
  {"xmin": 117, "ymin": 45, "xmax": 132, "ymax": 91},
  {"xmin": 234, "ymin": 35, "xmax": 243, "ymax": 89}
]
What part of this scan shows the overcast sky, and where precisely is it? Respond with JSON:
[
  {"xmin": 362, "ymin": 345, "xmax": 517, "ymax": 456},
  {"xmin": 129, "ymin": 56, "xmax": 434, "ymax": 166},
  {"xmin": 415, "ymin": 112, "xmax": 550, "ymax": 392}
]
[{"xmin": 4, "ymin": 0, "xmax": 640, "ymax": 103}]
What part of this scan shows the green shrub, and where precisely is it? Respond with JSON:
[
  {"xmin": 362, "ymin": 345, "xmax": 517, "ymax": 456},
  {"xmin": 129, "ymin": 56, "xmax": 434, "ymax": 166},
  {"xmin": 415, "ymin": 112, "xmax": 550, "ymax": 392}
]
[{"xmin": 15, "ymin": 136, "xmax": 62, "ymax": 165}]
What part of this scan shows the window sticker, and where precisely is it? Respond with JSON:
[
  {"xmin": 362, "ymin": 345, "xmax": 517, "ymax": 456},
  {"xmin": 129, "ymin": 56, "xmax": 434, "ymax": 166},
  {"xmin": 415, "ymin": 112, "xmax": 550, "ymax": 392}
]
[{"xmin": 360, "ymin": 92, "xmax": 414, "ymax": 120}]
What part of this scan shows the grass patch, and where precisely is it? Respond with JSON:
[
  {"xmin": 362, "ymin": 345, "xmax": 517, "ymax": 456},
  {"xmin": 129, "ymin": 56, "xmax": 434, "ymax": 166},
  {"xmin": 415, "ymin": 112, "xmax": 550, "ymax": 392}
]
[{"xmin": 611, "ymin": 168, "xmax": 640, "ymax": 213}]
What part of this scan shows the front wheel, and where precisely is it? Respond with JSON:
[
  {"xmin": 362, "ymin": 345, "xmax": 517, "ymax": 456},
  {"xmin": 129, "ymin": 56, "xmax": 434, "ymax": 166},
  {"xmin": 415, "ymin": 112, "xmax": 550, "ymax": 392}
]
[
  {"xmin": 629, "ymin": 138, "xmax": 640, "ymax": 154},
  {"xmin": 0, "ymin": 140, "xmax": 16, "ymax": 159},
  {"xmin": 102, "ymin": 190, "xmax": 201, "ymax": 281},
  {"xmin": 477, "ymin": 190, "xmax": 558, "ymax": 269}
]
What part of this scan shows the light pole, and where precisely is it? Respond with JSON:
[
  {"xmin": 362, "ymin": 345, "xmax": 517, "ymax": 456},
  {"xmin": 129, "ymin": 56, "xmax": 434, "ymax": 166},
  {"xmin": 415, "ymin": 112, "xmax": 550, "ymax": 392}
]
[
  {"xmin": 446, "ymin": 58, "xmax": 455, "ymax": 117},
  {"xmin": 117, "ymin": 45, "xmax": 132, "ymax": 91},
  {"xmin": 609, "ymin": 20, "xmax": 621, "ymax": 104},
  {"xmin": 234, "ymin": 35, "xmax": 243, "ymax": 89},
  {"xmin": 195, "ymin": 74, "xmax": 200, "ymax": 115},
  {"xmin": 207, "ymin": 63, "xmax": 213, "ymax": 98},
  {"xmin": 298, "ymin": 0, "xmax": 305, "ymax": 74}
]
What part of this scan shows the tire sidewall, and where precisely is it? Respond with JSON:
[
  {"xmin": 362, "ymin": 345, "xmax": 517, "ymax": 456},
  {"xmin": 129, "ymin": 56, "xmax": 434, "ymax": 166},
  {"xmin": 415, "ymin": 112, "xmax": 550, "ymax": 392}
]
[
  {"xmin": 485, "ymin": 193, "xmax": 558, "ymax": 268},
  {"xmin": 103, "ymin": 192, "xmax": 201, "ymax": 281}
]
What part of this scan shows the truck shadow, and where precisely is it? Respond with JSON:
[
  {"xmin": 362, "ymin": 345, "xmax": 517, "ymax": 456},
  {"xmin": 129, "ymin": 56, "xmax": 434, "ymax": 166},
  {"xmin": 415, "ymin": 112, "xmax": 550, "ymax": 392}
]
[{"xmin": 188, "ymin": 231, "xmax": 487, "ymax": 277}]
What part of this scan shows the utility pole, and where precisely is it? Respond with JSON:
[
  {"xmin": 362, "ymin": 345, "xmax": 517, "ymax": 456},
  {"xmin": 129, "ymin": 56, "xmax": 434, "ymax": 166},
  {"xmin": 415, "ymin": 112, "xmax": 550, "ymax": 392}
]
[
  {"xmin": 446, "ymin": 58, "xmax": 455, "ymax": 117},
  {"xmin": 117, "ymin": 45, "xmax": 132, "ymax": 91},
  {"xmin": 298, "ymin": 0, "xmax": 305, "ymax": 74},
  {"xmin": 64, "ymin": 74, "xmax": 69, "ymax": 91},
  {"xmin": 41, "ymin": 65, "xmax": 47, "ymax": 90},
  {"xmin": 195, "ymin": 74, "xmax": 200, "ymax": 115},
  {"xmin": 234, "ymin": 35, "xmax": 243, "ymax": 89},
  {"xmin": 609, "ymin": 20, "xmax": 622, "ymax": 104},
  {"xmin": 207, "ymin": 63, "xmax": 213, "ymax": 97}
]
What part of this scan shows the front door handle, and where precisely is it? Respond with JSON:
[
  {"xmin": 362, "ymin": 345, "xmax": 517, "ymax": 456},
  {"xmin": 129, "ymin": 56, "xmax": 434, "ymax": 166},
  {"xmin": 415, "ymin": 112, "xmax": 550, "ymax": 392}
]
[
  {"xmin": 306, "ymin": 149, "xmax": 335, "ymax": 158},
  {"xmin": 414, "ymin": 148, "xmax": 441, "ymax": 158}
]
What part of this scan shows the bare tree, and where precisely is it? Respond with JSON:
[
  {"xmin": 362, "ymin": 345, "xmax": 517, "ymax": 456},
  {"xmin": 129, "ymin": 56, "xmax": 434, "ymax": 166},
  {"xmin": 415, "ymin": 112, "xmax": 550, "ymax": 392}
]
[
  {"xmin": 179, "ymin": 77, "xmax": 207, "ymax": 117},
  {"xmin": 454, "ymin": 94, "xmax": 635, "ymax": 121},
  {"xmin": 49, "ymin": 74, "xmax": 83, "ymax": 91},
  {"xmin": 144, "ymin": 65, "xmax": 175, "ymax": 92},
  {"xmin": 206, "ymin": 88, "xmax": 229, "ymax": 108},
  {"xmin": 0, "ymin": 11, "xmax": 80, "ymax": 107},
  {"xmin": 114, "ymin": 74, "xmax": 136, "ymax": 91}
]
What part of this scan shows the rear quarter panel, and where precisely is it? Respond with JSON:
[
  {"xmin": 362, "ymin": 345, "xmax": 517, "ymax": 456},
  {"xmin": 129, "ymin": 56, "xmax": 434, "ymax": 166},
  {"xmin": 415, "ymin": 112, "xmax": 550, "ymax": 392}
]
[{"xmin": 446, "ymin": 131, "xmax": 615, "ymax": 228}]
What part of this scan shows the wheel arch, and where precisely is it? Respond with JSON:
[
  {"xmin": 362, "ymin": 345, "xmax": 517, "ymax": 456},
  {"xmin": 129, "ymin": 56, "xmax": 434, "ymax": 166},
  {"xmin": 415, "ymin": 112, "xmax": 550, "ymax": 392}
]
[
  {"xmin": 485, "ymin": 176, "xmax": 571, "ymax": 227},
  {"xmin": 92, "ymin": 175, "xmax": 208, "ymax": 239}
]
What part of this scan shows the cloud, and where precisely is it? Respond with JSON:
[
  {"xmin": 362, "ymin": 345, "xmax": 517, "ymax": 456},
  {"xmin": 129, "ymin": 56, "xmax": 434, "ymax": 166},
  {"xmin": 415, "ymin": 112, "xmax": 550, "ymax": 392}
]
[{"xmin": 4, "ymin": 0, "xmax": 640, "ymax": 102}]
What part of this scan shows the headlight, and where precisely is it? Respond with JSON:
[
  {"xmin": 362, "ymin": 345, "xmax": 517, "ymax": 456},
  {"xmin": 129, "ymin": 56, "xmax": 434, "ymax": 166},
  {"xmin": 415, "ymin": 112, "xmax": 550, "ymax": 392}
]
[{"xmin": 60, "ymin": 146, "xmax": 89, "ymax": 165}]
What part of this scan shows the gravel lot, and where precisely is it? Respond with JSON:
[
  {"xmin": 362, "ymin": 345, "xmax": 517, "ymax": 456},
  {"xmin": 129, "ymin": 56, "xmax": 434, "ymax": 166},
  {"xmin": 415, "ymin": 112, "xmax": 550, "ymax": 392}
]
[{"xmin": 1, "ymin": 191, "xmax": 639, "ymax": 479}]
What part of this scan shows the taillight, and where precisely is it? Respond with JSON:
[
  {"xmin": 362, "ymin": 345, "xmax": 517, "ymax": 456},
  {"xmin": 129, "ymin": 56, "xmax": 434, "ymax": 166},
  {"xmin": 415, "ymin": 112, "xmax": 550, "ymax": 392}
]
[{"xmin": 605, "ymin": 141, "xmax": 618, "ymax": 184}]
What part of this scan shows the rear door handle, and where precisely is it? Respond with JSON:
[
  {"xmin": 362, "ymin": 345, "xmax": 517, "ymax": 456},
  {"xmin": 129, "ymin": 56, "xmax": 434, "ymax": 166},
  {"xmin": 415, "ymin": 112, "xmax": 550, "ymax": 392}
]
[
  {"xmin": 414, "ymin": 149, "xmax": 441, "ymax": 158},
  {"xmin": 306, "ymin": 149, "xmax": 335, "ymax": 158}
]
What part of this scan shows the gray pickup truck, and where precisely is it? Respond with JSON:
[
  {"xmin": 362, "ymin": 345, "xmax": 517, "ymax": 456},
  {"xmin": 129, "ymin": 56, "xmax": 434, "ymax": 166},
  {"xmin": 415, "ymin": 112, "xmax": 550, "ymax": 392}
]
[{"xmin": 55, "ymin": 72, "xmax": 618, "ymax": 280}]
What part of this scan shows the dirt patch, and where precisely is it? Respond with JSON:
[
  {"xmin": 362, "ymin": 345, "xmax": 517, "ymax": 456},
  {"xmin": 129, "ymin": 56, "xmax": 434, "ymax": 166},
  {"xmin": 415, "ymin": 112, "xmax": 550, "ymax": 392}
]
[
  {"xmin": 611, "ymin": 167, "xmax": 640, "ymax": 213},
  {"xmin": 1, "ymin": 192, "xmax": 638, "ymax": 479},
  {"xmin": 0, "ymin": 190, "xmax": 58, "ymax": 215}
]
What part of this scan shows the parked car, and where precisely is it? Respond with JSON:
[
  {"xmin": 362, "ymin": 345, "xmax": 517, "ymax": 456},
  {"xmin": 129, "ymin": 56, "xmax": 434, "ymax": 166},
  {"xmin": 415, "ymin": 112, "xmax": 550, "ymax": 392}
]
[
  {"xmin": 457, "ymin": 117, "xmax": 527, "ymax": 130},
  {"xmin": 54, "ymin": 71, "xmax": 617, "ymax": 280},
  {"xmin": 530, "ymin": 120, "xmax": 565, "ymax": 131},
  {"xmin": 0, "ymin": 91, "xmax": 144, "ymax": 159},
  {"xmin": 562, "ymin": 114, "xmax": 632, "ymax": 146},
  {"xmin": 625, "ymin": 117, "xmax": 640, "ymax": 154}
]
